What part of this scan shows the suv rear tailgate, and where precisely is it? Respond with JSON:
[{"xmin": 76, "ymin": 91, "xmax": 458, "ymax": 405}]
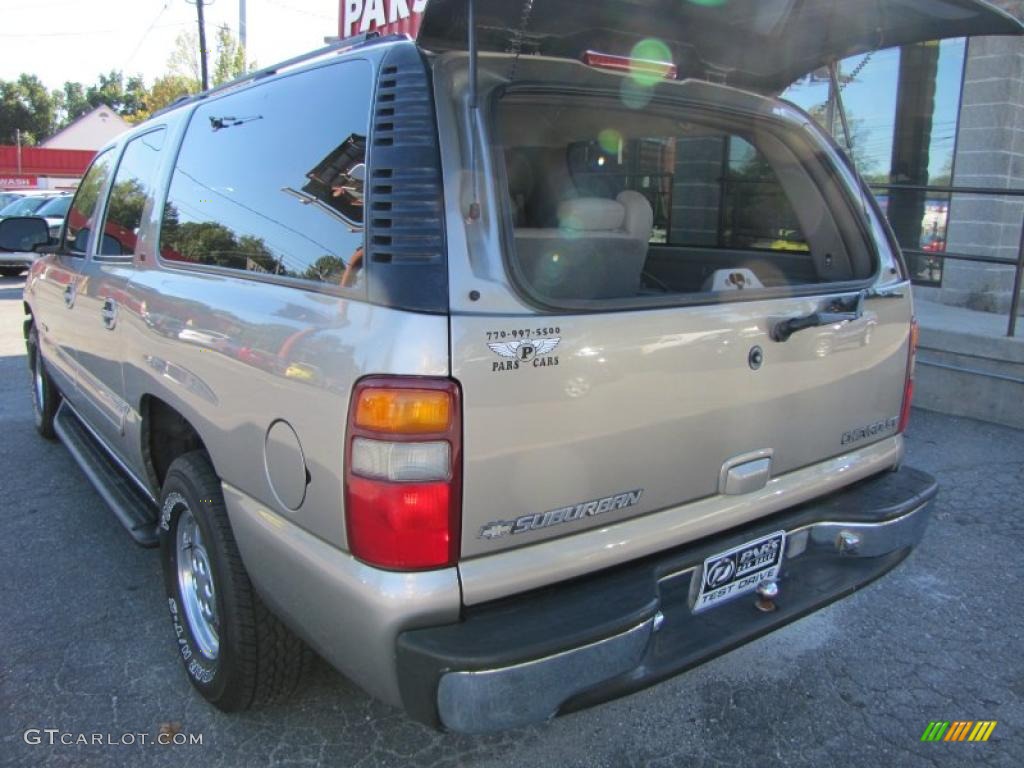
[{"xmin": 454, "ymin": 291, "xmax": 911, "ymax": 560}]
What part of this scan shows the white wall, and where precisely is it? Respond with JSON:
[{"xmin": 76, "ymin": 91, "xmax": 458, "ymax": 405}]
[{"xmin": 42, "ymin": 107, "xmax": 130, "ymax": 151}]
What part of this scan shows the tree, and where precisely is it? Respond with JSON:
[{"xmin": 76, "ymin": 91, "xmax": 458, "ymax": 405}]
[
  {"xmin": 0, "ymin": 74, "xmax": 56, "ymax": 144},
  {"xmin": 53, "ymin": 81, "xmax": 91, "ymax": 127},
  {"xmin": 129, "ymin": 75, "xmax": 198, "ymax": 124},
  {"xmin": 85, "ymin": 71, "xmax": 147, "ymax": 116},
  {"xmin": 212, "ymin": 24, "xmax": 249, "ymax": 86},
  {"xmin": 168, "ymin": 27, "xmax": 252, "ymax": 92},
  {"xmin": 168, "ymin": 30, "xmax": 203, "ymax": 88}
]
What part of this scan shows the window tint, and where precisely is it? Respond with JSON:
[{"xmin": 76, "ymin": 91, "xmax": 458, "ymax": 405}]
[
  {"xmin": 63, "ymin": 150, "xmax": 116, "ymax": 255},
  {"xmin": 160, "ymin": 61, "xmax": 371, "ymax": 288},
  {"xmin": 98, "ymin": 129, "xmax": 167, "ymax": 257},
  {"xmin": 499, "ymin": 96, "xmax": 852, "ymax": 305}
]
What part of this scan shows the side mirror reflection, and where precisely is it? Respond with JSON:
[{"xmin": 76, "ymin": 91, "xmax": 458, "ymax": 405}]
[{"xmin": 0, "ymin": 216, "xmax": 50, "ymax": 253}]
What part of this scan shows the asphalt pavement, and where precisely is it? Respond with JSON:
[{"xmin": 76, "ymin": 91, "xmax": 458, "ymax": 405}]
[{"xmin": 1, "ymin": 273, "xmax": 1022, "ymax": 767}]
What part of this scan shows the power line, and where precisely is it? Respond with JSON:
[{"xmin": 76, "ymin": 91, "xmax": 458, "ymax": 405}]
[{"xmin": 123, "ymin": 2, "xmax": 172, "ymax": 72}]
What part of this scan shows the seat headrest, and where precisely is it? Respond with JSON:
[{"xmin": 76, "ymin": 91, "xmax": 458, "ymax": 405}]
[
  {"xmin": 616, "ymin": 191, "xmax": 654, "ymax": 241},
  {"xmin": 557, "ymin": 197, "xmax": 626, "ymax": 232}
]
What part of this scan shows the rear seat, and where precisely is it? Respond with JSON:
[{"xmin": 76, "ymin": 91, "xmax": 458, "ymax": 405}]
[{"xmin": 513, "ymin": 192, "xmax": 653, "ymax": 300}]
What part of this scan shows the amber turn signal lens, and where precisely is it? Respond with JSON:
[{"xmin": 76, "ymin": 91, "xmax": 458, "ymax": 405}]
[{"xmin": 354, "ymin": 388, "xmax": 452, "ymax": 434}]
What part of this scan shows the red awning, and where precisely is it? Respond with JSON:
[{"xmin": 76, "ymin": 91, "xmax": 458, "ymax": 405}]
[{"xmin": 0, "ymin": 146, "xmax": 95, "ymax": 178}]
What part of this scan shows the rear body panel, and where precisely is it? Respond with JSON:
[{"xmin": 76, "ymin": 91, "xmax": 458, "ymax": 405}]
[{"xmin": 454, "ymin": 293, "xmax": 909, "ymax": 560}]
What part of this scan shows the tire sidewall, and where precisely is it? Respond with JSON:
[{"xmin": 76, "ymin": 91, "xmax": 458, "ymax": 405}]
[
  {"xmin": 27, "ymin": 325, "xmax": 56, "ymax": 436},
  {"xmin": 30, "ymin": 334, "xmax": 44, "ymax": 430},
  {"xmin": 159, "ymin": 467, "xmax": 234, "ymax": 704}
]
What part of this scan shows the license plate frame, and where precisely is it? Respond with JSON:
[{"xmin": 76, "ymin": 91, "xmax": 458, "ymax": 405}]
[{"xmin": 693, "ymin": 530, "xmax": 786, "ymax": 613}]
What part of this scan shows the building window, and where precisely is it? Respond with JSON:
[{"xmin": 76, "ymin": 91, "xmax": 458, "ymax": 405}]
[{"xmin": 782, "ymin": 38, "xmax": 968, "ymax": 286}]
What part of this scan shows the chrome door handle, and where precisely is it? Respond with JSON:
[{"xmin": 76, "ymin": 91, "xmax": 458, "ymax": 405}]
[
  {"xmin": 101, "ymin": 298, "xmax": 118, "ymax": 330},
  {"xmin": 63, "ymin": 283, "xmax": 76, "ymax": 308}
]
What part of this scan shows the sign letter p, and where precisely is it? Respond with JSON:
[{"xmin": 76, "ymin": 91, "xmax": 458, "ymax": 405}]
[{"xmin": 344, "ymin": 0, "xmax": 365, "ymax": 37}]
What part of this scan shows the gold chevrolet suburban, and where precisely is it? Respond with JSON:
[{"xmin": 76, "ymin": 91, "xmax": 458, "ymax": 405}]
[{"xmin": 5, "ymin": 0, "xmax": 1021, "ymax": 734}]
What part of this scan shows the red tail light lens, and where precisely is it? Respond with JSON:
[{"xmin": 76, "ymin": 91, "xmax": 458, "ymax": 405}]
[
  {"xmin": 344, "ymin": 377, "xmax": 461, "ymax": 570},
  {"xmin": 898, "ymin": 319, "xmax": 919, "ymax": 433}
]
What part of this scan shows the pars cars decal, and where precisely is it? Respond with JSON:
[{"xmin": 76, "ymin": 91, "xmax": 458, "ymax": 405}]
[{"xmin": 486, "ymin": 328, "xmax": 561, "ymax": 372}]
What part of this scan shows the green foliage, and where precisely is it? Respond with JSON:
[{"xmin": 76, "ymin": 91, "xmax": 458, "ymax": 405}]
[
  {"xmin": 54, "ymin": 81, "xmax": 91, "ymax": 127},
  {"xmin": 159, "ymin": 202, "xmax": 277, "ymax": 273},
  {"xmin": 303, "ymin": 255, "xmax": 347, "ymax": 282},
  {"xmin": 0, "ymin": 74, "xmax": 55, "ymax": 144},
  {"xmin": 87, "ymin": 71, "xmax": 148, "ymax": 117},
  {"xmin": 168, "ymin": 27, "xmax": 254, "ymax": 91},
  {"xmin": 0, "ymin": 27, "xmax": 249, "ymax": 140},
  {"xmin": 212, "ymin": 25, "xmax": 250, "ymax": 86}
]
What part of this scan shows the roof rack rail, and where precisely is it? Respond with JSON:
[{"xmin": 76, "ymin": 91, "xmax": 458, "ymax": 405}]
[{"xmin": 152, "ymin": 31, "xmax": 388, "ymax": 119}]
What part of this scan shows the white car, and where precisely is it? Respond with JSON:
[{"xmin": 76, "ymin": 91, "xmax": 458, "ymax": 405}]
[
  {"xmin": 0, "ymin": 192, "xmax": 63, "ymax": 222},
  {"xmin": 33, "ymin": 194, "xmax": 73, "ymax": 239}
]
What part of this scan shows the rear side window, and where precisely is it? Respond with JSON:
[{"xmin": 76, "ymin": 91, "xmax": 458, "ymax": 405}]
[
  {"xmin": 498, "ymin": 95, "xmax": 867, "ymax": 305},
  {"xmin": 98, "ymin": 128, "xmax": 167, "ymax": 258},
  {"xmin": 62, "ymin": 150, "xmax": 116, "ymax": 255},
  {"xmin": 159, "ymin": 60, "xmax": 371, "ymax": 289}
]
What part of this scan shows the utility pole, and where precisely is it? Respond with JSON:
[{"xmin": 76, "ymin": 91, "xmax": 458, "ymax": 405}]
[
  {"xmin": 186, "ymin": 0, "xmax": 212, "ymax": 91},
  {"xmin": 239, "ymin": 0, "xmax": 247, "ymax": 73}
]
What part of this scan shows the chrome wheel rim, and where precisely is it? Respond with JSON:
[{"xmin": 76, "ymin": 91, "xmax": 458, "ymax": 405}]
[
  {"xmin": 176, "ymin": 507, "xmax": 220, "ymax": 660},
  {"xmin": 33, "ymin": 344, "xmax": 44, "ymax": 413}
]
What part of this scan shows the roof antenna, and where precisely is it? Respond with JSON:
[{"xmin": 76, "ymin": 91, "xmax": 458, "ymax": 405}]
[{"xmin": 466, "ymin": 0, "xmax": 481, "ymax": 222}]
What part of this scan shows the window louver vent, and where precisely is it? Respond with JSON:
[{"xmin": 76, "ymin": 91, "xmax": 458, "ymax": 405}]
[{"xmin": 366, "ymin": 43, "xmax": 448, "ymax": 314}]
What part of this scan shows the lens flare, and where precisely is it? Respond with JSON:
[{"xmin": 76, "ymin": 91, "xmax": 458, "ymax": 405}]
[
  {"xmin": 629, "ymin": 38, "xmax": 674, "ymax": 87},
  {"xmin": 597, "ymin": 128, "xmax": 622, "ymax": 155},
  {"xmin": 620, "ymin": 79, "xmax": 654, "ymax": 110}
]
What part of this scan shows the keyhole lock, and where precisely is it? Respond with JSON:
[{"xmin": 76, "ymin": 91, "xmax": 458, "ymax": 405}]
[{"xmin": 748, "ymin": 346, "xmax": 764, "ymax": 370}]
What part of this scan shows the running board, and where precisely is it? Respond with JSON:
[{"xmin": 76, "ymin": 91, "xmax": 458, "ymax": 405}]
[{"xmin": 53, "ymin": 402, "xmax": 160, "ymax": 548}]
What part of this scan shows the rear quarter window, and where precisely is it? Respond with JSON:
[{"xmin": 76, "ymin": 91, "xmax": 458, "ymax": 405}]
[{"xmin": 159, "ymin": 60, "xmax": 372, "ymax": 290}]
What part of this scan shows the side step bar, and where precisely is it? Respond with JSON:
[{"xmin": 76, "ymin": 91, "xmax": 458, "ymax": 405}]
[{"xmin": 53, "ymin": 402, "xmax": 160, "ymax": 548}]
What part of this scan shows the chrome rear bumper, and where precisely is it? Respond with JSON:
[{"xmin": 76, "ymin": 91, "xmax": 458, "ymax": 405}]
[{"xmin": 399, "ymin": 467, "xmax": 937, "ymax": 733}]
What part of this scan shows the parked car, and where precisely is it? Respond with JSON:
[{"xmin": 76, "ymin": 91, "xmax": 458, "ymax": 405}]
[
  {"xmin": 0, "ymin": 191, "xmax": 61, "ymax": 221},
  {"xmin": 33, "ymin": 193, "xmax": 73, "ymax": 239},
  {"xmin": 10, "ymin": 0, "xmax": 1021, "ymax": 735},
  {"xmin": 0, "ymin": 191, "xmax": 25, "ymax": 208}
]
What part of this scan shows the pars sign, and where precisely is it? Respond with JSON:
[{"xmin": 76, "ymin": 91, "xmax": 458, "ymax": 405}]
[{"xmin": 341, "ymin": 0, "xmax": 428, "ymax": 38}]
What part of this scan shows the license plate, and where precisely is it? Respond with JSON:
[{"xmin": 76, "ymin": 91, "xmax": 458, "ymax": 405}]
[{"xmin": 693, "ymin": 531, "xmax": 786, "ymax": 613}]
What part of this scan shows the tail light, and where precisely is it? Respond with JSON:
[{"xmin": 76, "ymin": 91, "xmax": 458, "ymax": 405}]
[
  {"xmin": 898, "ymin": 318, "xmax": 919, "ymax": 433},
  {"xmin": 344, "ymin": 377, "xmax": 461, "ymax": 570}
]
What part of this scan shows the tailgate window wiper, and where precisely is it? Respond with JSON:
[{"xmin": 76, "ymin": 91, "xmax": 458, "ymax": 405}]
[{"xmin": 771, "ymin": 292, "xmax": 866, "ymax": 342}]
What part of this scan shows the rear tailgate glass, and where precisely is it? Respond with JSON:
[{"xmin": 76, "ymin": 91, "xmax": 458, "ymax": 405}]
[{"xmin": 497, "ymin": 92, "xmax": 874, "ymax": 309}]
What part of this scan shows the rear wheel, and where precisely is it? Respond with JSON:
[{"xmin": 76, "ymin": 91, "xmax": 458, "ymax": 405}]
[
  {"xmin": 159, "ymin": 451, "xmax": 312, "ymax": 710},
  {"xmin": 27, "ymin": 324, "xmax": 59, "ymax": 439}
]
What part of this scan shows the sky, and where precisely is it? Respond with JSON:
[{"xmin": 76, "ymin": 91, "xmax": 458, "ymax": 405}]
[
  {"xmin": 782, "ymin": 38, "xmax": 967, "ymax": 182},
  {"xmin": 0, "ymin": 0, "xmax": 341, "ymax": 90}
]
